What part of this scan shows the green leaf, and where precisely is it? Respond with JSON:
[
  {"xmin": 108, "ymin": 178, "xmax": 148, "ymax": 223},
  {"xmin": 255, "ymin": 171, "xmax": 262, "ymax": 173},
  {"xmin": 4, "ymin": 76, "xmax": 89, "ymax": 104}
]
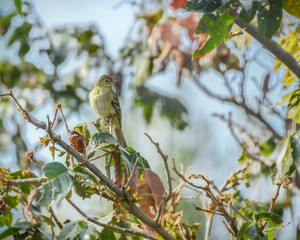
[
  {"xmin": 257, "ymin": 0, "xmax": 282, "ymax": 39},
  {"xmin": 0, "ymin": 212, "xmax": 13, "ymax": 227},
  {"xmin": 40, "ymin": 162, "xmax": 75, "ymax": 203},
  {"xmin": 135, "ymin": 86, "xmax": 188, "ymax": 130},
  {"xmin": 13, "ymin": 0, "xmax": 23, "ymax": 17},
  {"xmin": 193, "ymin": 12, "xmax": 235, "ymax": 59},
  {"xmin": 120, "ymin": 147, "xmax": 150, "ymax": 169},
  {"xmin": 58, "ymin": 222, "xmax": 77, "ymax": 240},
  {"xmin": 196, "ymin": 13, "xmax": 217, "ymax": 34},
  {"xmin": 89, "ymin": 133, "xmax": 118, "ymax": 148},
  {"xmin": 42, "ymin": 162, "xmax": 68, "ymax": 180},
  {"xmin": 100, "ymin": 228, "xmax": 116, "ymax": 239},
  {"xmin": 0, "ymin": 13, "xmax": 16, "ymax": 36},
  {"xmin": 72, "ymin": 166, "xmax": 99, "ymax": 185},
  {"xmin": 288, "ymin": 106, "xmax": 300, "ymax": 123},
  {"xmin": 259, "ymin": 138, "xmax": 276, "ymax": 157},
  {"xmin": 239, "ymin": 1, "xmax": 261, "ymax": 23},
  {"xmin": 237, "ymin": 221, "xmax": 252, "ymax": 240},
  {"xmin": 247, "ymin": 222, "xmax": 266, "ymax": 240},
  {"xmin": 255, "ymin": 212, "xmax": 283, "ymax": 224},
  {"xmin": 185, "ymin": 0, "xmax": 222, "ymax": 13},
  {"xmin": 0, "ymin": 227, "xmax": 20, "ymax": 239},
  {"xmin": 276, "ymin": 134, "xmax": 296, "ymax": 180}
]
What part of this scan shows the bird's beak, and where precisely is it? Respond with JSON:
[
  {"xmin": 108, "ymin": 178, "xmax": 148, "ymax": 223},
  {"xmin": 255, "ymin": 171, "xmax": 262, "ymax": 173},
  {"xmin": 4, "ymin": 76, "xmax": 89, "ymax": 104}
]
[{"xmin": 112, "ymin": 80, "xmax": 118, "ymax": 85}]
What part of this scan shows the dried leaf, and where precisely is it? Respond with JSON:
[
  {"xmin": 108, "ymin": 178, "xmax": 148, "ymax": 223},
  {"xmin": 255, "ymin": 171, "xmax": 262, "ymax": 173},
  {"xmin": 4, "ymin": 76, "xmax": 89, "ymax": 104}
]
[
  {"xmin": 145, "ymin": 169, "xmax": 165, "ymax": 208},
  {"xmin": 69, "ymin": 134, "xmax": 89, "ymax": 154}
]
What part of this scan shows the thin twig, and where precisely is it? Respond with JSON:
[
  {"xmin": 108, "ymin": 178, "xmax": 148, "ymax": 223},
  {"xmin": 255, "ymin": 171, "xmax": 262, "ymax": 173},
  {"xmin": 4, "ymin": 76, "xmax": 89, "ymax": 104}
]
[
  {"xmin": 124, "ymin": 155, "xmax": 140, "ymax": 189},
  {"xmin": 49, "ymin": 206, "xmax": 63, "ymax": 229},
  {"xmin": 67, "ymin": 198, "xmax": 159, "ymax": 240},
  {"xmin": 145, "ymin": 133, "xmax": 172, "ymax": 201},
  {"xmin": 154, "ymin": 193, "xmax": 167, "ymax": 223},
  {"xmin": 57, "ymin": 102, "xmax": 70, "ymax": 133},
  {"xmin": 193, "ymin": 204, "xmax": 223, "ymax": 216},
  {"xmin": 26, "ymin": 151, "xmax": 44, "ymax": 167}
]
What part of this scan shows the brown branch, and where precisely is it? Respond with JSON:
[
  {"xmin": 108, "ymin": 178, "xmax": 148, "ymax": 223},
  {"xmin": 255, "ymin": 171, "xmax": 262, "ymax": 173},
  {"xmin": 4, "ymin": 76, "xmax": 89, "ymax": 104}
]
[
  {"xmin": 3, "ymin": 178, "xmax": 46, "ymax": 185},
  {"xmin": 67, "ymin": 199, "xmax": 159, "ymax": 240},
  {"xmin": 112, "ymin": 151, "xmax": 122, "ymax": 187},
  {"xmin": 26, "ymin": 151, "xmax": 44, "ymax": 167},
  {"xmin": 145, "ymin": 133, "xmax": 173, "ymax": 201},
  {"xmin": 49, "ymin": 206, "xmax": 63, "ymax": 229},
  {"xmin": 57, "ymin": 102, "xmax": 70, "ymax": 133},
  {"xmin": 235, "ymin": 18, "xmax": 300, "ymax": 79},
  {"xmin": 193, "ymin": 204, "xmax": 223, "ymax": 216}
]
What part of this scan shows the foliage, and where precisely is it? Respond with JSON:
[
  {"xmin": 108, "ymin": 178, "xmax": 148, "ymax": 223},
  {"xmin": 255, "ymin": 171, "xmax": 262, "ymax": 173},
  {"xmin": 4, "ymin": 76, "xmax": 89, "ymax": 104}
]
[{"xmin": 0, "ymin": 0, "xmax": 300, "ymax": 239}]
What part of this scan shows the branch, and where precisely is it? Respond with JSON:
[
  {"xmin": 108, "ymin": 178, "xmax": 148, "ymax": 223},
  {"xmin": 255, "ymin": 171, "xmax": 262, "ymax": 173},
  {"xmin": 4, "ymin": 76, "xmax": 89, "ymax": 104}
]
[
  {"xmin": 145, "ymin": 133, "xmax": 173, "ymax": 201},
  {"xmin": 49, "ymin": 206, "xmax": 63, "ymax": 229},
  {"xmin": 3, "ymin": 178, "xmax": 46, "ymax": 185},
  {"xmin": 235, "ymin": 18, "xmax": 300, "ymax": 79}
]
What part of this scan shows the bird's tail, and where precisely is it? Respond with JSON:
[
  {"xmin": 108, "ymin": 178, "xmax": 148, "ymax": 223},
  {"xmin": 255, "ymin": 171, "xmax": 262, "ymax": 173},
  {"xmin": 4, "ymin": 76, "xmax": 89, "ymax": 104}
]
[{"xmin": 114, "ymin": 128, "xmax": 127, "ymax": 148}]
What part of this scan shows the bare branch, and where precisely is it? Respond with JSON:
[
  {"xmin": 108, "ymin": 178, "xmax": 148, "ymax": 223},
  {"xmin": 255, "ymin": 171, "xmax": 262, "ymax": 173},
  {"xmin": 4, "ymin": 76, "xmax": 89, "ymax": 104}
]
[
  {"xmin": 145, "ymin": 133, "xmax": 173, "ymax": 201},
  {"xmin": 49, "ymin": 206, "xmax": 63, "ymax": 230},
  {"xmin": 235, "ymin": 18, "xmax": 300, "ymax": 79}
]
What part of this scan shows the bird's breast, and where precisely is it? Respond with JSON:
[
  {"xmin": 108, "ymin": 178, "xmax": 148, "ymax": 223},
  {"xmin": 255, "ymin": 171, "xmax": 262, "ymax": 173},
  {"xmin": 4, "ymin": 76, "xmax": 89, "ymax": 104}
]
[{"xmin": 89, "ymin": 88, "xmax": 112, "ymax": 118}]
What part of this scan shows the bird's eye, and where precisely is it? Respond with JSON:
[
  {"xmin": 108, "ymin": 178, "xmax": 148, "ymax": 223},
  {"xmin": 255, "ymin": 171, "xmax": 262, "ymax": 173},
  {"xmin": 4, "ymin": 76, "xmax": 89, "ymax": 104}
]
[{"xmin": 105, "ymin": 79, "xmax": 109, "ymax": 83}]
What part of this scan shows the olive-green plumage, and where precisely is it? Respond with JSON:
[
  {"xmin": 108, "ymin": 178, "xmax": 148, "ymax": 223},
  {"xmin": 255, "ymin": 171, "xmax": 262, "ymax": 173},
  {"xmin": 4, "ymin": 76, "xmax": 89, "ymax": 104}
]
[{"xmin": 89, "ymin": 74, "xmax": 127, "ymax": 147}]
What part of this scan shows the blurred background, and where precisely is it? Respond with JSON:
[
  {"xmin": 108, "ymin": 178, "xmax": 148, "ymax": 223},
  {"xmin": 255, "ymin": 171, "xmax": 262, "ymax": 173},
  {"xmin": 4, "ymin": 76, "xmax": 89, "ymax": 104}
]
[{"xmin": 0, "ymin": 0, "xmax": 297, "ymax": 238}]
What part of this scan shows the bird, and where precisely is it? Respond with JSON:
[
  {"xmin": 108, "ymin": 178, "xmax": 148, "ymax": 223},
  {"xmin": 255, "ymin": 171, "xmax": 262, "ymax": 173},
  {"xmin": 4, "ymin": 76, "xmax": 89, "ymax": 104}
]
[{"xmin": 89, "ymin": 74, "xmax": 127, "ymax": 148}]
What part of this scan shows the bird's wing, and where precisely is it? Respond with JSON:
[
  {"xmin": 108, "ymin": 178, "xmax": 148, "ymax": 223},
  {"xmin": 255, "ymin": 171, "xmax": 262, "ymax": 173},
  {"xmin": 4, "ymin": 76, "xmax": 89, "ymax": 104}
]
[{"xmin": 111, "ymin": 91, "xmax": 122, "ymax": 128}]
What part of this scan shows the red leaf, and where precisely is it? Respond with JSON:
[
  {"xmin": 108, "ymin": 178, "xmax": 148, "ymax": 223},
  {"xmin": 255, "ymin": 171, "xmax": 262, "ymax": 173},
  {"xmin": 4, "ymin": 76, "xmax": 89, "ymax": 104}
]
[{"xmin": 170, "ymin": 0, "xmax": 187, "ymax": 9}]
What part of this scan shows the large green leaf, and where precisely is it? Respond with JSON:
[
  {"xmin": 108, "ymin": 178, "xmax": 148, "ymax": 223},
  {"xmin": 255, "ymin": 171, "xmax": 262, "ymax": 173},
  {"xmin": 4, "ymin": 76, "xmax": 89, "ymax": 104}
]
[
  {"xmin": 239, "ymin": 1, "xmax": 261, "ymax": 23},
  {"xmin": 40, "ymin": 162, "xmax": 75, "ymax": 203},
  {"xmin": 58, "ymin": 222, "xmax": 77, "ymax": 240},
  {"xmin": 237, "ymin": 221, "xmax": 252, "ymax": 240},
  {"xmin": 257, "ymin": 0, "xmax": 282, "ymax": 39},
  {"xmin": 43, "ymin": 162, "xmax": 68, "ymax": 180},
  {"xmin": 247, "ymin": 222, "xmax": 266, "ymax": 240},
  {"xmin": 120, "ymin": 147, "xmax": 150, "ymax": 169},
  {"xmin": 276, "ymin": 134, "xmax": 296, "ymax": 180},
  {"xmin": 13, "ymin": 0, "xmax": 23, "ymax": 17},
  {"xmin": 255, "ymin": 212, "xmax": 283, "ymax": 224},
  {"xmin": 89, "ymin": 133, "xmax": 118, "ymax": 148},
  {"xmin": 193, "ymin": 12, "xmax": 235, "ymax": 59}
]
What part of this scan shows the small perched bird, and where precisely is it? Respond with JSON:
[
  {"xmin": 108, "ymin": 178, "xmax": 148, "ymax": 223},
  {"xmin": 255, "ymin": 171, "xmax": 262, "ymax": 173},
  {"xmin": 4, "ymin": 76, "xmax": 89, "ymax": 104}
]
[{"xmin": 89, "ymin": 74, "xmax": 127, "ymax": 147}]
